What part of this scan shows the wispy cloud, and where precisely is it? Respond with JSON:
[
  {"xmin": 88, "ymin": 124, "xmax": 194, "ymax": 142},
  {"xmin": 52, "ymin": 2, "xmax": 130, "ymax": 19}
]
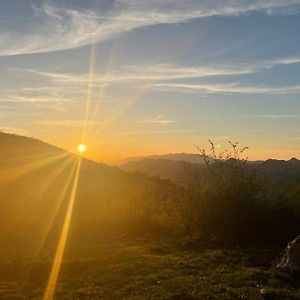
[
  {"xmin": 153, "ymin": 82, "xmax": 300, "ymax": 95},
  {"xmin": 117, "ymin": 56, "xmax": 300, "ymax": 83},
  {"xmin": 12, "ymin": 64, "xmax": 255, "ymax": 84},
  {"xmin": 139, "ymin": 115, "xmax": 177, "ymax": 125},
  {"xmin": 8, "ymin": 58, "xmax": 300, "ymax": 101},
  {"xmin": 2, "ymin": 68, "xmax": 115, "ymax": 112},
  {"xmin": 12, "ymin": 51, "xmax": 300, "ymax": 86},
  {"xmin": 1, "ymin": 1, "xmax": 300, "ymax": 56},
  {"xmin": 35, "ymin": 120, "xmax": 109, "ymax": 127},
  {"xmin": 115, "ymin": 64, "xmax": 258, "ymax": 80},
  {"xmin": 116, "ymin": 129, "xmax": 199, "ymax": 136},
  {"xmin": 249, "ymin": 114, "xmax": 300, "ymax": 119},
  {"xmin": 11, "ymin": 68, "xmax": 110, "ymax": 87},
  {"xmin": 270, "ymin": 56, "xmax": 300, "ymax": 66},
  {"xmin": 4, "ymin": 95, "xmax": 71, "ymax": 103},
  {"xmin": 0, "ymin": 91, "xmax": 73, "ymax": 112}
]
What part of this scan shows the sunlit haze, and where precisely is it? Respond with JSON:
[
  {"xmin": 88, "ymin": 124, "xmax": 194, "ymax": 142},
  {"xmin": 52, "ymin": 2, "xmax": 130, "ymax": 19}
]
[
  {"xmin": 1, "ymin": 2, "xmax": 300, "ymax": 299},
  {"xmin": 1, "ymin": 0, "xmax": 300, "ymax": 162}
]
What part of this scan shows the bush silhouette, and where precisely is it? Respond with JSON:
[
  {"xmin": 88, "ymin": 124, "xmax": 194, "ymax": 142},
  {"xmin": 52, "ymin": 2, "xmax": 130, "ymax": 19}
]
[{"xmin": 174, "ymin": 140, "xmax": 300, "ymax": 245}]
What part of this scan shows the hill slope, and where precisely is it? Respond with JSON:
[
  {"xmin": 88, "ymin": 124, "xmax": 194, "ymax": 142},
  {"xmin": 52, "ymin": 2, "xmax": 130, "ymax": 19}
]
[{"xmin": 0, "ymin": 132, "xmax": 172, "ymax": 258}]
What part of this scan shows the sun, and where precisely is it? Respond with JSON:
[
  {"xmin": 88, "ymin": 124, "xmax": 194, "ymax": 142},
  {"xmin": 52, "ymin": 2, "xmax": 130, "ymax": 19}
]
[{"xmin": 77, "ymin": 144, "xmax": 87, "ymax": 153}]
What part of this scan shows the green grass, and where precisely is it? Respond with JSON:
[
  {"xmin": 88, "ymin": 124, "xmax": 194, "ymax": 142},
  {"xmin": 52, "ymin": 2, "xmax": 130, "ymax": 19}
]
[{"xmin": 0, "ymin": 237, "xmax": 299, "ymax": 299}]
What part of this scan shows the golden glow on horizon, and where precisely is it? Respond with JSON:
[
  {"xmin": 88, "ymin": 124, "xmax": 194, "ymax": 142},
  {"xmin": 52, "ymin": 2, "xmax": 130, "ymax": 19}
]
[{"xmin": 77, "ymin": 144, "xmax": 87, "ymax": 153}]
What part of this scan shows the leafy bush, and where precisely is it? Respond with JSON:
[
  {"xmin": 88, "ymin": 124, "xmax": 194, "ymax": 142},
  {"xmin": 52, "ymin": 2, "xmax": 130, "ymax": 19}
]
[
  {"xmin": 176, "ymin": 140, "xmax": 300, "ymax": 245},
  {"xmin": 129, "ymin": 140, "xmax": 300, "ymax": 245}
]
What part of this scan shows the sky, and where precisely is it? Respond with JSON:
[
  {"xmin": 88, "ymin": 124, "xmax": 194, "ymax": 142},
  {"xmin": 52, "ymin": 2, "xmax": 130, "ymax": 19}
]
[{"xmin": 1, "ymin": 0, "xmax": 300, "ymax": 162}]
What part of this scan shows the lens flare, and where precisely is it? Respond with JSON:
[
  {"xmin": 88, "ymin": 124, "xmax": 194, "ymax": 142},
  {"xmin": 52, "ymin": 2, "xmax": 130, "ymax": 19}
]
[{"xmin": 43, "ymin": 158, "xmax": 82, "ymax": 300}]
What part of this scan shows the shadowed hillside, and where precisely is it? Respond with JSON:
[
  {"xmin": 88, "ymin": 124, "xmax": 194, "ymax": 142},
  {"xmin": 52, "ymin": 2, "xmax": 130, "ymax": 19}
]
[{"xmin": 0, "ymin": 132, "xmax": 174, "ymax": 259}]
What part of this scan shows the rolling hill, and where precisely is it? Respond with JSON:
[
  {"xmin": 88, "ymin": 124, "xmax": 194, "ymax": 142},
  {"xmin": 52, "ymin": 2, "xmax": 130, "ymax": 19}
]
[{"xmin": 0, "ymin": 132, "xmax": 173, "ymax": 259}]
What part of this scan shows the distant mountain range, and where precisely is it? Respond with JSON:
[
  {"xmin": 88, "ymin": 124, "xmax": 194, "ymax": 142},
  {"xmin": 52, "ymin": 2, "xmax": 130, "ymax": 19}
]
[
  {"xmin": 118, "ymin": 154, "xmax": 300, "ymax": 185},
  {"xmin": 116, "ymin": 153, "xmax": 207, "ymax": 165},
  {"xmin": 119, "ymin": 158, "xmax": 205, "ymax": 185}
]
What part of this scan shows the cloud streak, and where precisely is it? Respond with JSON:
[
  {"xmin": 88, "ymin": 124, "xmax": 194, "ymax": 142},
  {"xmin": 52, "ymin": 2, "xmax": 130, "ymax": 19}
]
[
  {"xmin": 153, "ymin": 82, "xmax": 300, "ymax": 95},
  {"xmin": 1, "ymin": 0, "xmax": 300, "ymax": 56},
  {"xmin": 140, "ymin": 115, "xmax": 177, "ymax": 125},
  {"xmin": 12, "ymin": 49, "xmax": 300, "ymax": 87},
  {"xmin": 8, "ymin": 54, "xmax": 300, "ymax": 102},
  {"xmin": 35, "ymin": 119, "xmax": 109, "ymax": 127}
]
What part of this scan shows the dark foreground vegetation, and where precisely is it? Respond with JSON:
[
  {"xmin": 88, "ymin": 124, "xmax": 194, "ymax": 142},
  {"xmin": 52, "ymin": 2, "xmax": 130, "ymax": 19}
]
[
  {"xmin": 132, "ymin": 141, "xmax": 300, "ymax": 247},
  {"xmin": 0, "ymin": 133, "xmax": 300, "ymax": 299},
  {"xmin": 1, "ymin": 237, "xmax": 300, "ymax": 300}
]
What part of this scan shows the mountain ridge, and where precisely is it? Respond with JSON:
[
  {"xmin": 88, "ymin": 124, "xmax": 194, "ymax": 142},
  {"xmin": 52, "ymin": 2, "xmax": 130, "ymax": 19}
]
[
  {"xmin": 119, "ymin": 155, "xmax": 300, "ymax": 185},
  {"xmin": 117, "ymin": 152, "xmax": 299, "ymax": 166}
]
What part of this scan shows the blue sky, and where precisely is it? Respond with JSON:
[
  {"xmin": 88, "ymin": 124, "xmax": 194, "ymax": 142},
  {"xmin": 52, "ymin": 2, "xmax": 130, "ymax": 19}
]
[{"xmin": 1, "ymin": 0, "xmax": 300, "ymax": 161}]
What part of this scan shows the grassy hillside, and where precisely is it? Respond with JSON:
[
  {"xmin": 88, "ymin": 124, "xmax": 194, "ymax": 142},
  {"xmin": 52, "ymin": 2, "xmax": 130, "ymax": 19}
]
[{"xmin": 1, "ymin": 237, "xmax": 300, "ymax": 300}]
